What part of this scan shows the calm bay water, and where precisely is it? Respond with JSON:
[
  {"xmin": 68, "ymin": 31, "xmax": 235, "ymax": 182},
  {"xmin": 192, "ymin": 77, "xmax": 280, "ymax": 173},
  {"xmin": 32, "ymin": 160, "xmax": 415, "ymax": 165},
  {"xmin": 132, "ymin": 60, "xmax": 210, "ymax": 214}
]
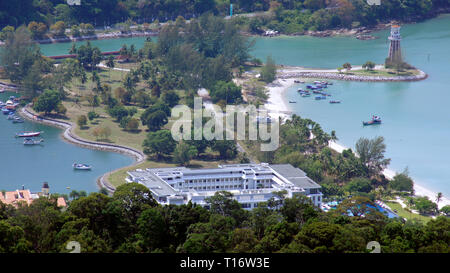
[
  {"xmin": 39, "ymin": 36, "xmax": 150, "ymax": 56},
  {"xmin": 33, "ymin": 13, "xmax": 450, "ymax": 196},
  {"xmin": 253, "ymin": 14, "xmax": 450, "ymax": 196},
  {"xmin": 0, "ymin": 92, "xmax": 133, "ymax": 194}
]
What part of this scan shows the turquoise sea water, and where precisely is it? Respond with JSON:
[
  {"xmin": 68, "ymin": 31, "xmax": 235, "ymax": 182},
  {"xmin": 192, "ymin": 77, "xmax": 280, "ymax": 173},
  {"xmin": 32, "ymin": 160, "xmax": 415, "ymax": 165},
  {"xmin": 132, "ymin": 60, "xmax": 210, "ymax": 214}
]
[
  {"xmin": 0, "ymin": 92, "xmax": 133, "ymax": 194},
  {"xmin": 32, "ymin": 13, "xmax": 450, "ymax": 196},
  {"xmin": 252, "ymin": 14, "xmax": 450, "ymax": 197},
  {"xmin": 39, "ymin": 36, "xmax": 150, "ymax": 57}
]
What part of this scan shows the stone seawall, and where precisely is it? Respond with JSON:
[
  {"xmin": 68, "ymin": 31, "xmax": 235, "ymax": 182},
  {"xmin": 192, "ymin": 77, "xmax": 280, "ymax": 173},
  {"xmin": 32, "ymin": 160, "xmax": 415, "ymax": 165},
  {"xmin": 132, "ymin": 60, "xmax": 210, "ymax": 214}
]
[
  {"xmin": 33, "ymin": 31, "xmax": 157, "ymax": 45},
  {"xmin": 279, "ymin": 70, "xmax": 428, "ymax": 82},
  {"xmin": 19, "ymin": 105, "xmax": 146, "ymax": 193}
]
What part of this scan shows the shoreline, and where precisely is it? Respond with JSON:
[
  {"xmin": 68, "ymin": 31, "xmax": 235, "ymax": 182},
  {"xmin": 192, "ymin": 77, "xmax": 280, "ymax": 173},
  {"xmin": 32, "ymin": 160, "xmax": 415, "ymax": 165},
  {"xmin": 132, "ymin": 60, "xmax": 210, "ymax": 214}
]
[
  {"xmin": 329, "ymin": 141, "xmax": 450, "ymax": 209},
  {"xmin": 1, "ymin": 12, "xmax": 449, "ymax": 47},
  {"xmin": 263, "ymin": 78, "xmax": 295, "ymax": 121},
  {"xmin": 278, "ymin": 66, "xmax": 428, "ymax": 82},
  {"xmin": 263, "ymin": 73, "xmax": 449, "ymax": 210},
  {"xmin": 18, "ymin": 105, "xmax": 146, "ymax": 193},
  {"xmin": 0, "ymin": 31, "xmax": 157, "ymax": 46}
]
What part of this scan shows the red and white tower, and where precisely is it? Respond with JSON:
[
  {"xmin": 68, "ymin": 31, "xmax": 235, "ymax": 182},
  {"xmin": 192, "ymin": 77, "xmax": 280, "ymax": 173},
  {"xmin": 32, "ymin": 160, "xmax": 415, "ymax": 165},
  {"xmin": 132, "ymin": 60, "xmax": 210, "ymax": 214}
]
[{"xmin": 388, "ymin": 25, "xmax": 402, "ymax": 62}]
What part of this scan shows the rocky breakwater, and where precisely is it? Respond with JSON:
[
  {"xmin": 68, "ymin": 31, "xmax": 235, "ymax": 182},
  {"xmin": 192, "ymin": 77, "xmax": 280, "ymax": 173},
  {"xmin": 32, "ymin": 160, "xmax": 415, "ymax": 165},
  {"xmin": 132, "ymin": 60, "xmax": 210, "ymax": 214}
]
[{"xmin": 279, "ymin": 70, "xmax": 428, "ymax": 82}]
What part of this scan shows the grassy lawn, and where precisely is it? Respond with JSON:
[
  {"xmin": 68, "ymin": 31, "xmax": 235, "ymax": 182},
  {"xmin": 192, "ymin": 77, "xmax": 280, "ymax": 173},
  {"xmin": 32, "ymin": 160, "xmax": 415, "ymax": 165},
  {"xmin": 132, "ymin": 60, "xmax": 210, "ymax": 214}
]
[
  {"xmin": 114, "ymin": 62, "xmax": 140, "ymax": 70},
  {"xmin": 108, "ymin": 158, "xmax": 237, "ymax": 188},
  {"xmin": 385, "ymin": 201, "xmax": 432, "ymax": 224},
  {"xmin": 0, "ymin": 72, "xmax": 13, "ymax": 85},
  {"xmin": 59, "ymin": 64, "xmax": 151, "ymax": 150},
  {"xmin": 65, "ymin": 101, "xmax": 148, "ymax": 151},
  {"xmin": 69, "ymin": 68, "xmax": 148, "ymax": 96},
  {"xmin": 49, "ymin": 64, "xmax": 242, "ymax": 188}
]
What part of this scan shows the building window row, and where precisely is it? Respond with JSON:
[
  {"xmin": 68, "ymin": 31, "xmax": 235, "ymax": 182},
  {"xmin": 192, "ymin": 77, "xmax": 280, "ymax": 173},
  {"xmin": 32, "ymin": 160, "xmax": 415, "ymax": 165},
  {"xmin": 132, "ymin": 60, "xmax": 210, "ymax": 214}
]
[
  {"xmin": 187, "ymin": 185, "xmax": 243, "ymax": 191},
  {"xmin": 186, "ymin": 177, "xmax": 242, "ymax": 183}
]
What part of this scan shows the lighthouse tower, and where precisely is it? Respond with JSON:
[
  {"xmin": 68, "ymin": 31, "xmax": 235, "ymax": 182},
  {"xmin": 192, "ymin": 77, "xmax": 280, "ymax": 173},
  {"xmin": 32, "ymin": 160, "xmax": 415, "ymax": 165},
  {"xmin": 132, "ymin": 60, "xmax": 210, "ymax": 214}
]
[{"xmin": 388, "ymin": 25, "xmax": 402, "ymax": 63}]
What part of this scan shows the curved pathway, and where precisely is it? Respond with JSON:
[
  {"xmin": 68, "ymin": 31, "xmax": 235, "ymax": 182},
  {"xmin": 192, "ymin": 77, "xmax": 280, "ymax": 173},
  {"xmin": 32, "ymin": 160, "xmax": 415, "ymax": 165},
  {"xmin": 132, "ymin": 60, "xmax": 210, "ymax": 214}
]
[{"xmin": 19, "ymin": 105, "xmax": 146, "ymax": 193}]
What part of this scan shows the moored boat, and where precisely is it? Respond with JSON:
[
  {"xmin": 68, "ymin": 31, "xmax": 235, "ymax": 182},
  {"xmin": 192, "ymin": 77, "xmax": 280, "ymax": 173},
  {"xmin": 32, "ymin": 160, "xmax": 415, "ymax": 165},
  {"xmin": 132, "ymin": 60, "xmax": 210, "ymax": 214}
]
[
  {"xmin": 12, "ymin": 117, "xmax": 24, "ymax": 123},
  {"xmin": 329, "ymin": 100, "xmax": 341, "ymax": 104},
  {"xmin": 23, "ymin": 138, "xmax": 44, "ymax": 145},
  {"xmin": 15, "ymin": 131, "xmax": 42, "ymax": 138},
  {"xmin": 289, "ymin": 100, "xmax": 297, "ymax": 103},
  {"xmin": 73, "ymin": 163, "xmax": 92, "ymax": 170},
  {"xmin": 363, "ymin": 115, "xmax": 382, "ymax": 126}
]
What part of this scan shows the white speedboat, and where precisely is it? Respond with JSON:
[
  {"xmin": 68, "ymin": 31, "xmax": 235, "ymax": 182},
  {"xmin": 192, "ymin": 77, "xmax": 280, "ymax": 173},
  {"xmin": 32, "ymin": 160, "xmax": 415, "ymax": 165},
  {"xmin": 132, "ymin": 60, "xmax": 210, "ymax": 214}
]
[{"xmin": 73, "ymin": 163, "xmax": 92, "ymax": 170}]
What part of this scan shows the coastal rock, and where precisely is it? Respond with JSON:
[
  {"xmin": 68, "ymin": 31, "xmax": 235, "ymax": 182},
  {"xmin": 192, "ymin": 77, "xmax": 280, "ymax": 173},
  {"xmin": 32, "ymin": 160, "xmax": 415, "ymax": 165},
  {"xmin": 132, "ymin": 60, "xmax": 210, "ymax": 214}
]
[
  {"xmin": 356, "ymin": 34, "xmax": 378, "ymax": 40},
  {"xmin": 279, "ymin": 71, "xmax": 428, "ymax": 82}
]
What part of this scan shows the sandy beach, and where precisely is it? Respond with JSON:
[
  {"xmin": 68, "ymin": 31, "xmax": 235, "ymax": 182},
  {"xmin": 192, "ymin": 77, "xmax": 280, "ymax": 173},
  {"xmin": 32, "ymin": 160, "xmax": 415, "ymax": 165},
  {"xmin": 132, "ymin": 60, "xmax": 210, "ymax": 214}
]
[
  {"xmin": 264, "ymin": 75, "xmax": 450, "ymax": 210},
  {"xmin": 264, "ymin": 78, "xmax": 295, "ymax": 121},
  {"xmin": 329, "ymin": 140, "xmax": 450, "ymax": 209}
]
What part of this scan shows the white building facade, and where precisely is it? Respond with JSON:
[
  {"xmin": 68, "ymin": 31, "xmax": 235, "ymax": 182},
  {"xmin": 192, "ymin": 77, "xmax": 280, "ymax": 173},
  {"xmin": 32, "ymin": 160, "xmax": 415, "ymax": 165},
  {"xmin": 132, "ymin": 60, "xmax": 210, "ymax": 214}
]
[{"xmin": 126, "ymin": 163, "xmax": 323, "ymax": 209}]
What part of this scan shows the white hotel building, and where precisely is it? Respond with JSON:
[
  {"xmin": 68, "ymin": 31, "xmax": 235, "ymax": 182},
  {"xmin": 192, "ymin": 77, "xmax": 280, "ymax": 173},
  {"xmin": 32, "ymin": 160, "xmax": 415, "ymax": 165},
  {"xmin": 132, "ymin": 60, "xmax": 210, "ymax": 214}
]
[{"xmin": 126, "ymin": 163, "xmax": 322, "ymax": 209}]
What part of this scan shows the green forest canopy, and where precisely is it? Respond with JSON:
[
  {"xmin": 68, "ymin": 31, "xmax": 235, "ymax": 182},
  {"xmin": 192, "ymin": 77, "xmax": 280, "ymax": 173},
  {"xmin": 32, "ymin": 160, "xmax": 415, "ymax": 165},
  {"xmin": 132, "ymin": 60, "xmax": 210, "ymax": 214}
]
[{"xmin": 1, "ymin": 0, "xmax": 449, "ymax": 33}]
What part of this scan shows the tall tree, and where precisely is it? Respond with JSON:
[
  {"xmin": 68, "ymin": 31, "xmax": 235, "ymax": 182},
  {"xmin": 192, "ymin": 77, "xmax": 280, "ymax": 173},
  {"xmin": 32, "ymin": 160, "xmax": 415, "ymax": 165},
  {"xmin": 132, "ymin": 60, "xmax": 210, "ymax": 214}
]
[
  {"xmin": 260, "ymin": 56, "xmax": 277, "ymax": 83},
  {"xmin": 0, "ymin": 26, "xmax": 41, "ymax": 86},
  {"xmin": 355, "ymin": 136, "xmax": 391, "ymax": 176},
  {"xmin": 174, "ymin": 141, "xmax": 198, "ymax": 166},
  {"xmin": 142, "ymin": 130, "xmax": 176, "ymax": 158}
]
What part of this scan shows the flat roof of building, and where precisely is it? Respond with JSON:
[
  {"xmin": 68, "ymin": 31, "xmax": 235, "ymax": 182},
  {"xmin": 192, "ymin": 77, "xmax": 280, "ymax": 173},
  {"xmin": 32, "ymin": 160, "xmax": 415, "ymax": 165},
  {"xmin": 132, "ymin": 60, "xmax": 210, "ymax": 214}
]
[
  {"xmin": 289, "ymin": 177, "xmax": 321, "ymax": 189},
  {"xmin": 128, "ymin": 170, "xmax": 178, "ymax": 196},
  {"xmin": 270, "ymin": 164, "xmax": 306, "ymax": 178},
  {"xmin": 270, "ymin": 164, "xmax": 320, "ymax": 189},
  {"xmin": 129, "ymin": 163, "xmax": 320, "ymax": 195}
]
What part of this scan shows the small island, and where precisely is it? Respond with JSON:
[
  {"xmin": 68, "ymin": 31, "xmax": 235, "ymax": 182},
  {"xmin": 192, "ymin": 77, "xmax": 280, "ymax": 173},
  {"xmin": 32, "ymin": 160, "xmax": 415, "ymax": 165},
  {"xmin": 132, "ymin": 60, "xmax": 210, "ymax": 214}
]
[{"xmin": 277, "ymin": 24, "xmax": 427, "ymax": 82}]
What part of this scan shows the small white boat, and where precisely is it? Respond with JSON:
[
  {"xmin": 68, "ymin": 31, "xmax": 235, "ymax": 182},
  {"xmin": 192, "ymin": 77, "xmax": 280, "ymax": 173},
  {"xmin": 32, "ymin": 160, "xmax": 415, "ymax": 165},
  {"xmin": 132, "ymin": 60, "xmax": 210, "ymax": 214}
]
[
  {"xmin": 73, "ymin": 163, "xmax": 92, "ymax": 170},
  {"xmin": 23, "ymin": 138, "xmax": 44, "ymax": 145},
  {"xmin": 16, "ymin": 131, "xmax": 42, "ymax": 138}
]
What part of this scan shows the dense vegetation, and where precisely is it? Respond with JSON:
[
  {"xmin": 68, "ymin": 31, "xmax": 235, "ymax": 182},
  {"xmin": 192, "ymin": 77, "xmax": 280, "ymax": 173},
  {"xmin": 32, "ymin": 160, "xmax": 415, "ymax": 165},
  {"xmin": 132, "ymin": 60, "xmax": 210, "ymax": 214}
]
[
  {"xmin": 0, "ymin": 184, "xmax": 448, "ymax": 253},
  {"xmin": 1, "ymin": 4, "xmax": 449, "ymax": 254},
  {"xmin": 242, "ymin": 114, "xmax": 446, "ymax": 219},
  {"xmin": 0, "ymin": 14, "xmax": 249, "ymax": 165},
  {"xmin": 1, "ymin": 0, "xmax": 450, "ymax": 37}
]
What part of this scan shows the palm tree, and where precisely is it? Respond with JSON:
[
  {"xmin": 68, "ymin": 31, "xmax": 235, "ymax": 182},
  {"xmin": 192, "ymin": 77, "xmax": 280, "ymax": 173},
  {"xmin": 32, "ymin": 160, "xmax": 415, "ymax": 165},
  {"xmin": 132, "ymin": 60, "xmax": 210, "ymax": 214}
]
[
  {"xmin": 342, "ymin": 62, "xmax": 352, "ymax": 73},
  {"xmin": 69, "ymin": 43, "xmax": 77, "ymax": 54},
  {"xmin": 330, "ymin": 130, "xmax": 338, "ymax": 142},
  {"xmin": 106, "ymin": 55, "xmax": 115, "ymax": 80},
  {"xmin": 91, "ymin": 71, "xmax": 99, "ymax": 89},
  {"xmin": 71, "ymin": 97, "xmax": 82, "ymax": 109},
  {"xmin": 436, "ymin": 192, "xmax": 443, "ymax": 204}
]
